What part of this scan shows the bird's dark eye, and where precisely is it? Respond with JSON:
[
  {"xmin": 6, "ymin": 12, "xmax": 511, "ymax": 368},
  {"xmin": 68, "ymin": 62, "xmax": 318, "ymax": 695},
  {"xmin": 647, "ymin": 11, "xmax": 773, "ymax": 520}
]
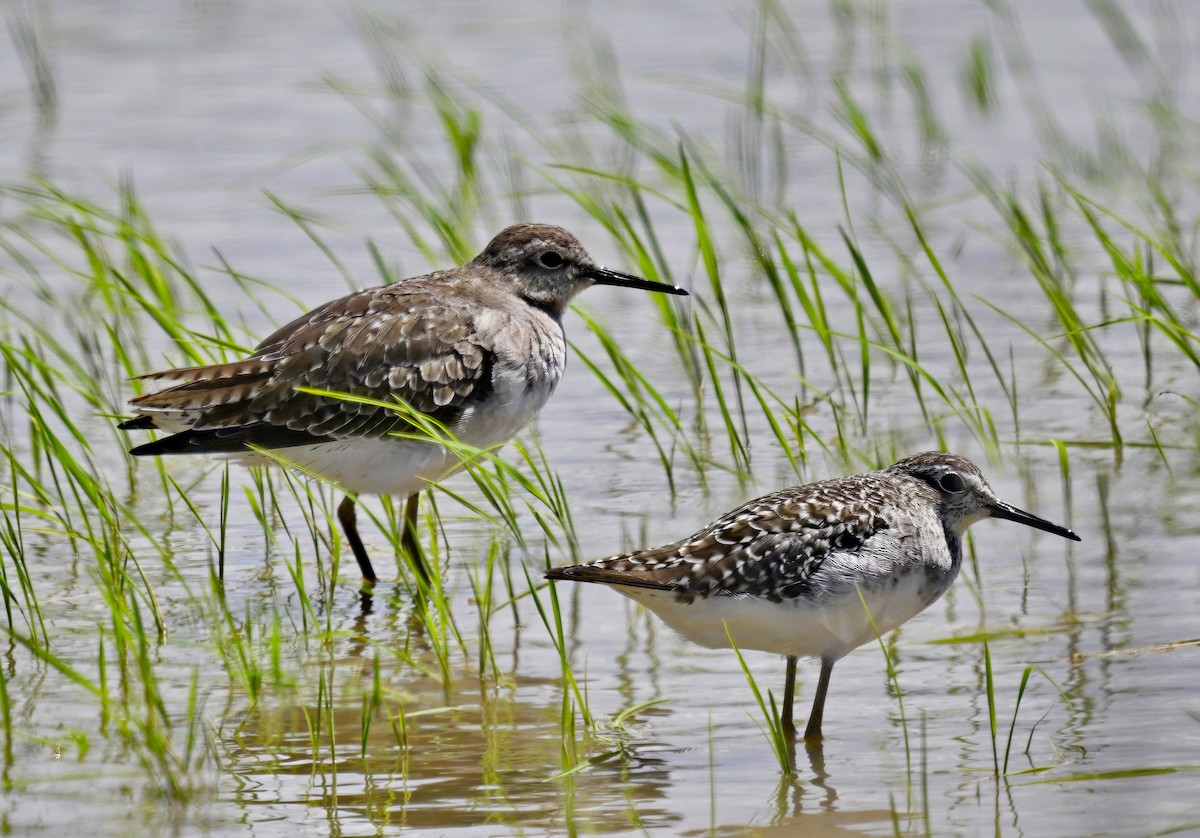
[
  {"xmin": 939, "ymin": 473, "xmax": 966, "ymax": 493},
  {"xmin": 537, "ymin": 251, "xmax": 565, "ymax": 270}
]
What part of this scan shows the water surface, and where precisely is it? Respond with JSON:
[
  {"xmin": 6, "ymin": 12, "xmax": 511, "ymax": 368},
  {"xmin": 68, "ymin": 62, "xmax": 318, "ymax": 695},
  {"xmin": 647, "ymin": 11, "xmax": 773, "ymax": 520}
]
[{"xmin": 2, "ymin": 1, "xmax": 1199, "ymax": 835}]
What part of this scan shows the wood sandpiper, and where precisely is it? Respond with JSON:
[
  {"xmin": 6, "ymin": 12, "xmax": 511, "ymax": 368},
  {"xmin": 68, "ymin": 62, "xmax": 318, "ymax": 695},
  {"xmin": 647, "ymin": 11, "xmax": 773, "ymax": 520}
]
[
  {"xmin": 545, "ymin": 451, "xmax": 1080, "ymax": 740},
  {"xmin": 120, "ymin": 223, "xmax": 687, "ymax": 588}
]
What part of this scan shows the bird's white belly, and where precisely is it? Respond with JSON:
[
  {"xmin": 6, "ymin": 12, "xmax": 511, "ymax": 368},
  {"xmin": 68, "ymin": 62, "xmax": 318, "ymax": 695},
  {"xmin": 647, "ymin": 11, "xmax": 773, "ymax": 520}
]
[
  {"xmin": 228, "ymin": 366, "xmax": 557, "ymax": 496},
  {"xmin": 615, "ymin": 569, "xmax": 946, "ymax": 661},
  {"xmin": 234, "ymin": 436, "xmax": 457, "ymax": 496}
]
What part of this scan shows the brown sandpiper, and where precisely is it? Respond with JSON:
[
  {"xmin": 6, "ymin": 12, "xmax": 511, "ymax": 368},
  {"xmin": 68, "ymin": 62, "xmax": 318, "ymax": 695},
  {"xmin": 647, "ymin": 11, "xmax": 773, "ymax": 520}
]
[
  {"xmin": 546, "ymin": 452, "xmax": 1079, "ymax": 740},
  {"xmin": 120, "ymin": 223, "xmax": 688, "ymax": 588}
]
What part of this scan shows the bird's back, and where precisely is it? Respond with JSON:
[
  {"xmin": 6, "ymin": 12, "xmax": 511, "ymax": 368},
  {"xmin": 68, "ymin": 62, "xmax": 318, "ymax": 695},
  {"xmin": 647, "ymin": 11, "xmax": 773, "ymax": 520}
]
[{"xmin": 123, "ymin": 267, "xmax": 568, "ymax": 458}]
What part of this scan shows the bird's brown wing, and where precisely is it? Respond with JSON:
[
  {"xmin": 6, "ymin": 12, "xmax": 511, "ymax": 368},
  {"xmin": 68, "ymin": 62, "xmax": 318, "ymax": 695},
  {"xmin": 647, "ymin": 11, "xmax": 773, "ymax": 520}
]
[
  {"xmin": 125, "ymin": 278, "xmax": 498, "ymax": 453},
  {"xmin": 546, "ymin": 480, "xmax": 911, "ymax": 603}
]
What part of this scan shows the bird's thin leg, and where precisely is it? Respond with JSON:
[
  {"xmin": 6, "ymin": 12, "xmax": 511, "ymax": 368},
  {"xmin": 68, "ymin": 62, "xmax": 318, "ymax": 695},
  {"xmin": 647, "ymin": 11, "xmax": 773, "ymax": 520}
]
[
  {"xmin": 400, "ymin": 493, "xmax": 430, "ymax": 583},
  {"xmin": 782, "ymin": 655, "xmax": 799, "ymax": 738},
  {"xmin": 337, "ymin": 495, "xmax": 377, "ymax": 588},
  {"xmin": 803, "ymin": 658, "xmax": 835, "ymax": 741}
]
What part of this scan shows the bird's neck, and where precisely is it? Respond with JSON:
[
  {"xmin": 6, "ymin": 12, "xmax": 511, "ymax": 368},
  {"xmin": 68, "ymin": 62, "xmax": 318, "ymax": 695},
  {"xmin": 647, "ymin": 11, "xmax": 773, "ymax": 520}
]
[
  {"xmin": 941, "ymin": 525, "xmax": 963, "ymax": 570},
  {"xmin": 517, "ymin": 292, "xmax": 567, "ymax": 320}
]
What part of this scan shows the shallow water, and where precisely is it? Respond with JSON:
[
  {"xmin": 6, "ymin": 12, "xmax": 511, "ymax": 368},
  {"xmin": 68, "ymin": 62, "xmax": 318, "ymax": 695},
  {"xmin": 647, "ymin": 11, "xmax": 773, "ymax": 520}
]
[{"xmin": 2, "ymin": 1, "xmax": 1200, "ymax": 835}]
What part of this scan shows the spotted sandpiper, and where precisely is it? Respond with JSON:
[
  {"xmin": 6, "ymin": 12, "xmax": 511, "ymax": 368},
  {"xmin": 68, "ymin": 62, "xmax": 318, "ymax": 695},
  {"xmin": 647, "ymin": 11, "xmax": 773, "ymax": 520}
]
[
  {"xmin": 120, "ymin": 223, "xmax": 687, "ymax": 587},
  {"xmin": 546, "ymin": 452, "xmax": 1080, "ymax": 740}
]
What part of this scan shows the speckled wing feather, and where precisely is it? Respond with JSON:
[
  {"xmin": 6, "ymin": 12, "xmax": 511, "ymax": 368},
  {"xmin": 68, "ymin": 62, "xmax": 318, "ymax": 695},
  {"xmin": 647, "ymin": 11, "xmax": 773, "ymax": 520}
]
[
  {"xmin": 126, "ymin": 277, "xmax": 496, "ymax": 450},
  {"xmin": 547, "ymin": 477, "xmax": 916, "ymax": 603}
]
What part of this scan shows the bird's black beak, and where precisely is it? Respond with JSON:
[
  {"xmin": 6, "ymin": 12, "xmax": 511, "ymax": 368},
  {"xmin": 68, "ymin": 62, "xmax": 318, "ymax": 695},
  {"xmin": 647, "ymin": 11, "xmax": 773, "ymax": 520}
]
[
  {"xmin": 989, "ymin": 501, "xmax": 1081, "ymax": 541},
  {"xmin": 586, "ymin": 266, "xmax": 688, "ymax": 295}
]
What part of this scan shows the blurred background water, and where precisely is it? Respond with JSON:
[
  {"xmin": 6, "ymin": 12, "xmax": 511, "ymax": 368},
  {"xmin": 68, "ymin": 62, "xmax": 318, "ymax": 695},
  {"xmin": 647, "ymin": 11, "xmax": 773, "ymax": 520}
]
[{"xmin": 2, "ymin": 1, "xmax": 1199, "ymax": 835}]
